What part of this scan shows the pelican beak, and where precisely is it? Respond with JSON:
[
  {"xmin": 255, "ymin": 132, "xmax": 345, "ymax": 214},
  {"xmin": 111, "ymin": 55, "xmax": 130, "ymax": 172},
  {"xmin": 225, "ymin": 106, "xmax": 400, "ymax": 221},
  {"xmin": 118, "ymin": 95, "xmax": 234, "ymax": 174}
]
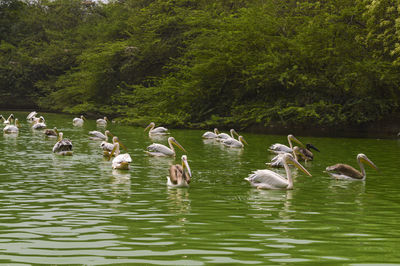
[
  {"xmin": 109, "ymin": 145, "xmax": 117, "ymax": 161},
  {"xmin": 307, "ymin": 144, "xmax": 320, "ymax": 152},
  {"xmin": 144, "ymin": 123, "xmax": 152, "ymax": 132},
  {"xmin": 289, "ymin": 156, "xmax": 312, "ymax": 176},
  {"xmin": 106, "ymin": 131, "xmax": 114, "ymax": 138},
  {"xmin": 239, "ymin": 136, "xmax": 248, "ymax": 145},
  {"xmin": 118, "ymin": 140, "xmax": 128, "ymax": 151},
  {"xmin": 82, "ymin": 115, "xmax": 86, "ymax": 121},
  {"xmin": 172, "ymin": 139, "xmax": 186, "ymax": 153},
  {"xmin": 182, "ymin": 157, "xmax": 192, "ymax": 177},
  {"xmin": 289, "ymin": 135, "xmax": 305, "ymax": 148},
  {"xmin": 360, "ymin": 157, "xmax": 378, "ymax": 171}
]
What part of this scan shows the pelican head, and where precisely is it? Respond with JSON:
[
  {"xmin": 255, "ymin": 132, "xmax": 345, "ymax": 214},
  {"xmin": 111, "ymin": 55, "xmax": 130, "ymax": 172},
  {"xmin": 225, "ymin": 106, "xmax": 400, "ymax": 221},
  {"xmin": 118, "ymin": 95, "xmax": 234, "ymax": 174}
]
[
  {"xmin": 144, "ymin": 122, "xmax": 155, "ymax": 132},
  {"xmin": 181, "ymin": 155, "xmax": 192, "ymax": 178},
  {"xmin": 306, "ymin": 143, "xmax": 320, "ymax": 152},
  {"xmin": 288, "ymin": 134, "xmax": 305, "ymax": 148},
  {"xmin": 169, "ymin": 137, "xmax": 186, "ymax": 153},
  {"xmin": 15, "ymin": 118, "xmax": 20, "ymax": 127},
  {"xmin": 357, "ymin": 153, "xmax": 378, "ymax": 171},
  {"xmin": 105, "ymin": 130, "xmax": 114, "ymax": 138},
  {"xmin": 230, "ymin": 129, "xmax": 239, "ymax": 138},
  {"xmin": 214, "ymin": 128, "xmax": 220, "ymax": 135},
  {"xmin": 283, "ymin": 153, "xmax": 312, "ymax": 177}
]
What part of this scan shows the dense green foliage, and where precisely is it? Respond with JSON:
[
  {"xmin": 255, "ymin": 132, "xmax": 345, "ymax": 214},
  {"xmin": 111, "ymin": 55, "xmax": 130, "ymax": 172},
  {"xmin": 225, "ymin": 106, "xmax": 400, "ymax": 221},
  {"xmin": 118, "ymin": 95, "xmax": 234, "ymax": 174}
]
[{"xmin": 1, "ymin": 0, "xmax": 399, "ymax": 131}]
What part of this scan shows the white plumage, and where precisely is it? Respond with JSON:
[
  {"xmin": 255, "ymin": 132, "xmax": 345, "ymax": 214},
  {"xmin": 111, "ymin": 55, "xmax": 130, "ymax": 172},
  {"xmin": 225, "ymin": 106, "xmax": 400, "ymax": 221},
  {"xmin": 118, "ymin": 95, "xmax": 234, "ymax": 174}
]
[
  {"xmin": 144, "ymin": 122, "xmax": 169, "ymax": 135},
  {"xmin": 73, "ymin": 115, "xmax": 85, "ymax": 126},
  {"xmin": 146, "ymin": 137, "xmax": 186, "ymax": 157},
  {"xmin": 202, "ymin": 128, "xmax": 219, "ymax": 139}
]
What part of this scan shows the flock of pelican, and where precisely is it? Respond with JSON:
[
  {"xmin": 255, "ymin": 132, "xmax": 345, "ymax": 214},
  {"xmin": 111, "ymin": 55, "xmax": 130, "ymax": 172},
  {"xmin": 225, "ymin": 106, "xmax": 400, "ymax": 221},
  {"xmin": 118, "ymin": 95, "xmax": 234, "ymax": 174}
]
[{"xmin": 2, "ymin": 111, "xmax": 379, "ymax": 190}]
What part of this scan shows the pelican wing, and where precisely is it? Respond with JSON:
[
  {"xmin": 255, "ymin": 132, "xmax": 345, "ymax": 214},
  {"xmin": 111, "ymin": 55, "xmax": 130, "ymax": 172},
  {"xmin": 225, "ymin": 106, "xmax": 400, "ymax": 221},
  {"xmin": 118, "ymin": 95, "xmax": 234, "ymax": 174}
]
[
  {"xmin": 326, "ymin": 163, "xmax": 363, "ymax": 179},
  {"xmin": 3, "ymin": 125, "xmax": 18, "ymax": 133},
  {"xmin": 202, "ymin": 131, "xmax": 217, "ymax": 139},
  {"xmin": 32, "ymin": 123, "xmax": 46, "ymax": 129},
  {"xmin": 269, "ymin": 143, "xmax": 292, "ymax": 154},
  {"xmin": 52, "ymin": 139, "xmax": 73, "ymax": 153},
  {"xmin": 266, "ymin": 154, "xmax": 284, "ymax": 168},
  {"xmin": 113, "ymin": 153, "xmax": 132, "ymax": 164},
  {"xmin": 169, "ymin": 164, "xmax": 183, "ymax": 185},
  {"xmin": 27, "ymin": 111, "xmax": 37, "ymax": 120},
  {"xmin": 100, "ymin": 141, "xmax": 114, "ymax": 152},
  {"xmin": 151, "ymin": 127, "xmax": 168, "ymax": 134},
  {"xmin": 146, "ymin": 143, "xmax": 174, "ymax": 156},
  {"xmin": 245, "ymin": 169, "xmax": 289, "ymax": 189},
  {"xmin": 89, "ymin": 131, "xmax": 106, "ymax": 140},
  {"xmin": 223, "ymin": 138, "xmax": 243, "ymax": 148}
]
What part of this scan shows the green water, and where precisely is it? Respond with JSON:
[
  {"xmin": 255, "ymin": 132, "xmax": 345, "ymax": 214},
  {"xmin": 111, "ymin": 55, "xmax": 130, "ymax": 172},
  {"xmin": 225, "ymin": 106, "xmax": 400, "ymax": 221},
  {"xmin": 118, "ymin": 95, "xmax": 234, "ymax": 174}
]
[{"xmin": 0, "ymin": 111, "xmax": 399, "ymax": 265}]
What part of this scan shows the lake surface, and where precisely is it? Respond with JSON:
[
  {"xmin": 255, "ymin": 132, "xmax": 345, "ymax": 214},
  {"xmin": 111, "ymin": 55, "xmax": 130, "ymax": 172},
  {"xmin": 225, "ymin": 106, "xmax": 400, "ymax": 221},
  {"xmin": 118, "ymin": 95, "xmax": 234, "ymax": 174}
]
[{"xmin": 0, "ymin": 111, "xmax": 399, "ymax": 265}]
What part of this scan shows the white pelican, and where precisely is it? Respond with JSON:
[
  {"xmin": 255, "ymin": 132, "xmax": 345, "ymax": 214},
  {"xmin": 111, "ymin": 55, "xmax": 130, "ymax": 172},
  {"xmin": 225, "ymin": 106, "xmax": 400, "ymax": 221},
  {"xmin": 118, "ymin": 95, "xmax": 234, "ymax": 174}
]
[
  {"xmin": 44, "ymin": 127, "xmax": 58, "ymax": 137},
  {"xmin": 52, "ymin": 132, "xmax": 73, "ymax": 155},
  {"xmin": 3, "ymin": 114, "xmax": 14, "ymax": 125},
  {"xmin": 96, "ymin": 116, "xmax": 108, "ymax": 126},
  {"xmin": 268, "ymin": 134, "xmax": 305, "ymax": 154},
  {"xmin": 3, "ymin": 118, "xmax": 20, "ymax": 134},
  {"xmin": 222, "ymin": 135, "xmax": 248, "ymax": 148},
  {"xmin": 267, "ymin": 144, "xmax": 320, "ymax": 168},
  {"xmin": 216, "ymin": 129, "xmax": 239, "ymax": 142},
  {"xmin": 245, "ymin": 153, "xmax": 312, "ymax": 190},
  {"xmin": 89, "ymin": 130, "xmax": 113, "ymax": 141},
  {"xmin": 109, "ymin": 137, "xmax": 132, "ymax": 170},
  {"xmin": 144, "ymin": 122, "xmax": 169, "ymax": 135},
  {"xmin": 202, "ymin": 128, "xmax": 220, "ymax": 139},
  {"xmin": 146, "ymin": 136, "xmax": 186, "ymax": 157},
  {"xmin": 325, "ymin": 153, "xmax": 378, "ymax": 180},
  {"xmin": 101, "ymin": 137, "xmax": 127, "ymax": 157},
  {"xmin": 72, "ymin": 115, "xmax": 85, "ymax": 126},
  {"xmin": 26, "ymin": 111, "xmax": 37, "ymax": 121},
  {"xmin": 32, "ymin": 117, "xmax": 46, "ymax": 130},
  {"xmin": 168, "ymin": 155, "xmax": 192, "ymax": 187}
]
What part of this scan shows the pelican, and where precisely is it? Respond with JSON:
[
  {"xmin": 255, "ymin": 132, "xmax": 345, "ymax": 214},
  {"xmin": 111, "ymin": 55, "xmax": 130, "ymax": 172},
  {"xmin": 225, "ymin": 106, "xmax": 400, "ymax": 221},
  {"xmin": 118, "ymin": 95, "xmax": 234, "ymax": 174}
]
[
  {"xmin": 44, "ymin": 127, "xmax": 58, "ymax": 137},
  {"xmin": 296, "ymin": 143, "xmax": 320, "ymax": 161},
  {"xmin": 96, "ymin": 116, "xmax": 108, "ymax": 126},
  {"xmin": 144, "ymin": 122, "xmax": 169, "ymax": 135},
  {"xmin": 26, "ymin": 111, "xmax": 37, "ymax": 121},
  {"xmin": 109, "ymin": 137, "xmax": 132, "ymax": 170},
  {"xmin": 268, "ymin": 134, "xmax": 305, "ymax": 154},
  {"xmin": 101, "ymin": 137, "xmax": 127, "ymax": 157},
  {"xmin": 72, "ymin": 115, "xmax": 85, "ymax": 126},
  {"xmin": 52, "ymin": 132, "xmax": 73, "ymax": 155},
  {"xmin": 245, "ymin": 153, "xmax": 312, "ymax": 190},
  {"xmin": 0, "ymin": 115, "xmax": 5, "ymax": 123},
  {"xmin": 216, "ymin": 129, "xmax": 239, "ymax": 142},
  {"xmin": 89, "ymin": 130, "xmax": 113, "ymax": 141},
  {"xmin": 202, "ymin": 128, "xmax": 220, "ymax": 139},
  {"xmin": 325, "ymin": 153, "xmax": 378, "ymax": 180},
  {"xmin": 146, "ymin": 136, "xmax": 186, "ymax": 157},
  {"xmin": 32, "ymin": 116, "xmax": 46, "ymax": 130},
  {"xmin": 222, "ymin": 135, "xmax": 248, "ymax": 148},
  {"xmin": 168, "ymin": 155, "xmax": 192, "ymax": 187},
  {"xmin": 3, "ymin": 118, "xmax": 20, "ymax": 134},
  {"xmin": 267, "ymin": 146, "xmax": 303, "ymax": 168},
  {"xmin": 3, "ymin": 114, "xmax": 14, "ymax": 125}
]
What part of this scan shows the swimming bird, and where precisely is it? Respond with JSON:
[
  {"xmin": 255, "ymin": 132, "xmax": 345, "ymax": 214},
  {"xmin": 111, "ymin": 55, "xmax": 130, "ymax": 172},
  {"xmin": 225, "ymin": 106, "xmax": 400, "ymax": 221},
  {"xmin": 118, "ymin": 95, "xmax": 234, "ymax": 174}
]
[
  {"xmin": 168, "ymin": 155, "xmax": 192, "ymax": 187},
  {"xmin": 26, "ymin": 111, "xmax": 37, "ymax": 122},
  {"xmin": 296, "ymin": 143, "xmax": 320, "ymax": 161},
  {"xmin": 144, "ymin": 122, "xmax": 169, "ymax": 135},
  {"xmin": 32, "ymin": 116, "xmax": 46, "ymax": 130},
  {"xmin": 109, "ymin": 137, "xmax": 132, "ymax": 170},
  {"xmin": 216, "ymin": 129, "xmax": 239, "ymax": 142},
  {"xmin": 146, "ymin": 136, "xmax": 186, "ymax": 157},
  {"xmin": 202, "ymin": 128, "xmax": 220, "ymax": 139},
  {"xmin": 96, "ymin": 116, "xmax": 108, "ymax": 127},
  {"xmin": 268, "ymin": 134, "xmax": 305, "ymax": 154},
  {"xmin": 89, "ymin": 130, "xmax": 113, "ymax": 141},
  {"xmin": 3, "ymin": 118, "xmax": 20, "ymax": 134},
  {"xmin": 44, "ymin": 127, "xmax": 58, "ymax": 137},
  {"xmin": 325, "ymin": 153, "xmax": 378, "ymax": 180},
  {"xmin": 266, "ymin": 146, "xmax": 304, "ymax": 168},
  {"xmin": 245, "ymin": 153, "xmax": 312, "ymax": 190},
  {"xmin": 222, "ymin": 135, "xmax": 248, "ymax": 148},
  {"xmin": 101, "ymin": 137, "xmax": 127, "ymax": 157},
  {"xmin": 72, "ymin": 115, "xmax": 85, "ymax": 126},
  {"xmin": 52, "ymin": 132, "xmax": 73, "ymax": 155}
]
